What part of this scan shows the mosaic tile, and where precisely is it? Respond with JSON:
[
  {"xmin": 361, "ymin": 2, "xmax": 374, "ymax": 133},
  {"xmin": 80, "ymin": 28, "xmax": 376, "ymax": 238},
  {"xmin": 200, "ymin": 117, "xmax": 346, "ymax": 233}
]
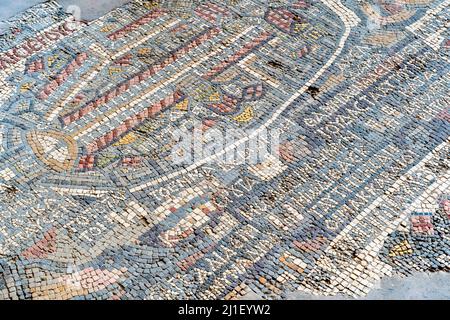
[{"xmin": 0, "ymin": 0, "xmax": 449, "ymax": 300}]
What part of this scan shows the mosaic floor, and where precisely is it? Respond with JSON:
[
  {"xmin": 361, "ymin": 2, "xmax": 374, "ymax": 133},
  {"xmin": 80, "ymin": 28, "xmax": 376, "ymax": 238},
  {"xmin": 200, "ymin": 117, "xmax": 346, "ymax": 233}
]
[{"xmin": 0, "ymin": 0, "xmax": 449, "ymax": 300}]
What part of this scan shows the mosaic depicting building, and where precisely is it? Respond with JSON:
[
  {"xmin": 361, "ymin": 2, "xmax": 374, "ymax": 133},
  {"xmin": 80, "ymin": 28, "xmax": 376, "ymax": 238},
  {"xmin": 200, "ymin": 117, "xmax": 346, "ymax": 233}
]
[{"xmin": 0, "ymin": 0, "xmax": 448, "ymax": 300}]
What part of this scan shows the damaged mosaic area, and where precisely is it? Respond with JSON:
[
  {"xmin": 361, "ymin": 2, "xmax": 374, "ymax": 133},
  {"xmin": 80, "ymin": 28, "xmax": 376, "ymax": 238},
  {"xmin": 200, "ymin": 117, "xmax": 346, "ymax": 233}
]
[{"xmin": 0, "ymin": 0, "xmax": 449, "ymax": 300}]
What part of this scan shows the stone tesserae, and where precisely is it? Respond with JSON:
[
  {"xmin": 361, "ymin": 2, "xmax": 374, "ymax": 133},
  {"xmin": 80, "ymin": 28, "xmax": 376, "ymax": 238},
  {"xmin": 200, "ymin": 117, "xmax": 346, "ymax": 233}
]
[{"xmin": 0, "ymin": 0, "xmax": 448, "ymax": 300}]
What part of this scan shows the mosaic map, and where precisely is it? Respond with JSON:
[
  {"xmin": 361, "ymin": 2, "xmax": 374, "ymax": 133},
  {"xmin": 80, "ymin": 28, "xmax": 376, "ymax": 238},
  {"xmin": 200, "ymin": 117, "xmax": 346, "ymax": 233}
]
[{"xmin": 0, "ymin": 0, "xmax": 448, "ymax": 300}]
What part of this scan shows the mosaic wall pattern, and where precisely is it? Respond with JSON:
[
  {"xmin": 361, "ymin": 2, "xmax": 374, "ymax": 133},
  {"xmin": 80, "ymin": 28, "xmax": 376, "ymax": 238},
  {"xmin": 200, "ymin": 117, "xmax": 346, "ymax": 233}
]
[{"xmin": 0, "ymin": 0, "xmax": 449, "ymax": 299}]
